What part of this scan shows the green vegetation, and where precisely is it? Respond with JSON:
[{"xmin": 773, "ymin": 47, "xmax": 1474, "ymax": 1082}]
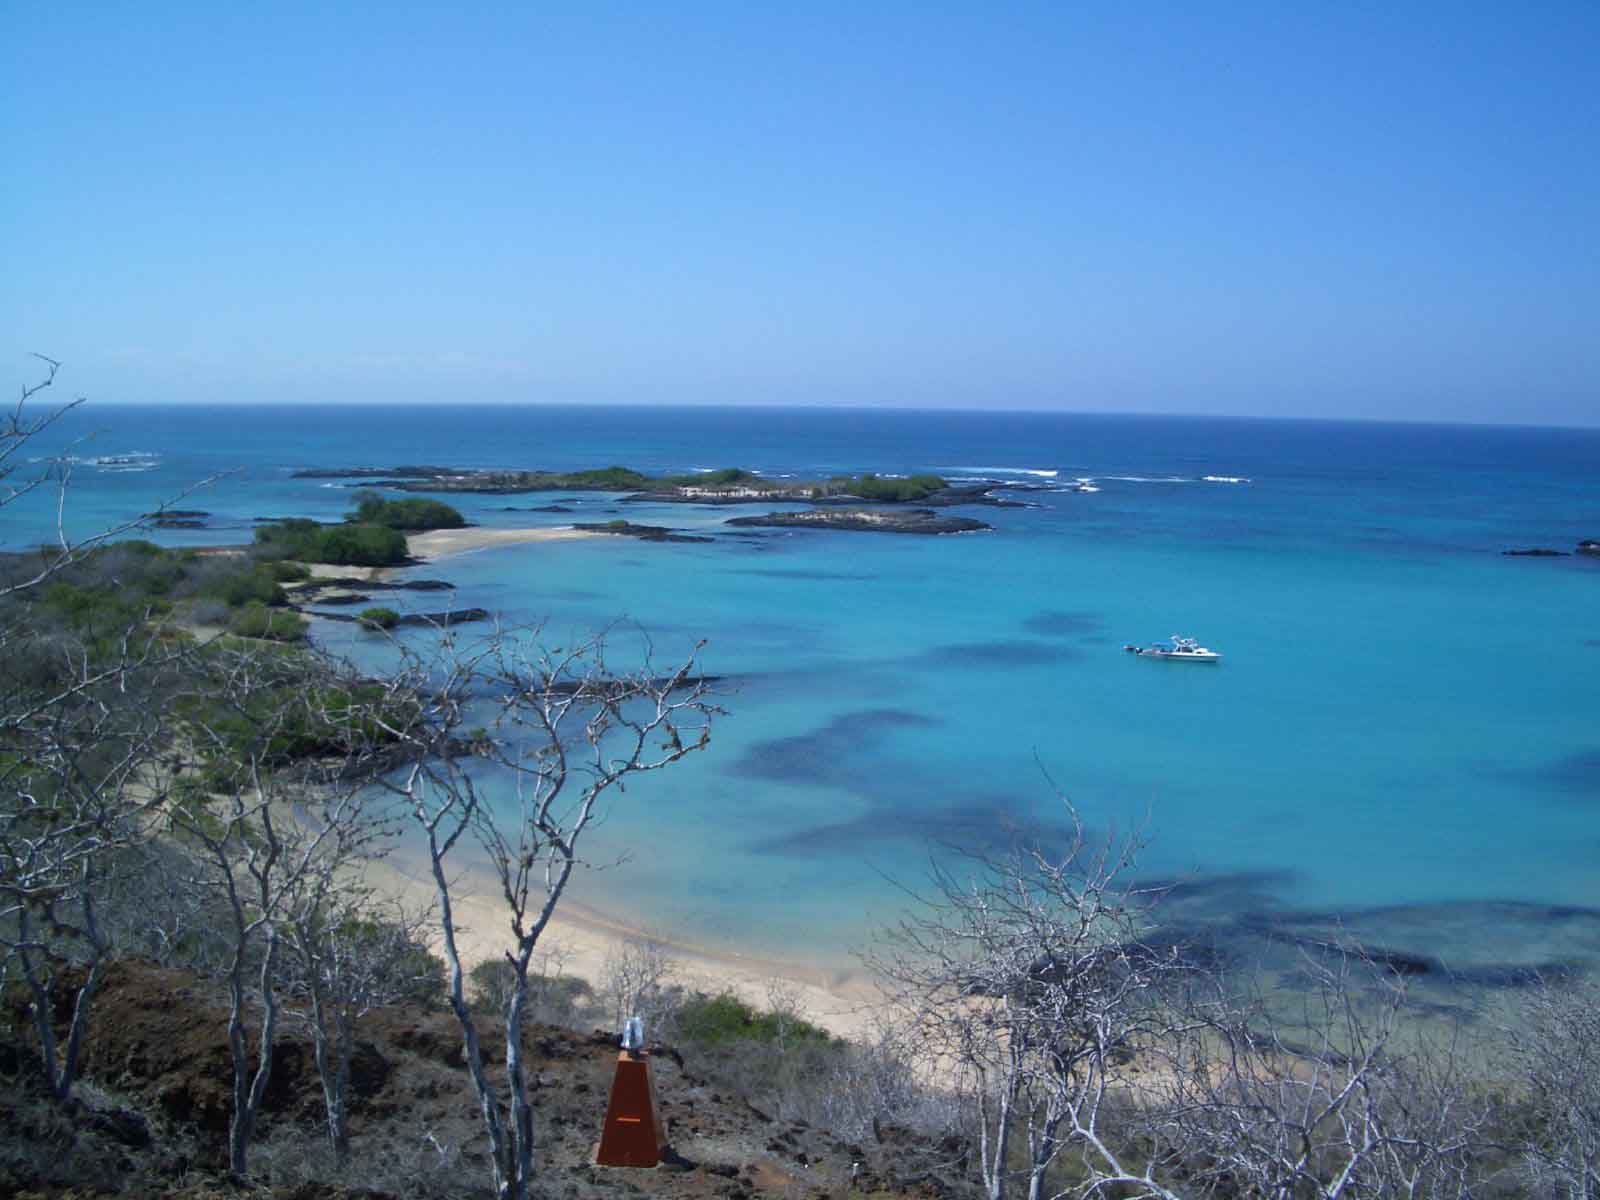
[
  {"xmin": 674, "ymin": 990, "xmax": 834, "ymax": 1048},
  {"xmin": 815, "ymin": 473, "xmax": 947, "ymax": 501},
  {"xmin": 226, "ymin": 601, "xmax": 308, "ymax": 642},
  {"xmin": 208, "ymin": 566, "xmax": 287, "ymax": 609},
  {"xmin": 656, "ymin": 466, "xmax": 766, "ymax": 488},
  {"xmin": 9, "ymin": 541, "xmax": 311, "ymax": 666},
  {"xmin": 177, "ymin": 675, "xmax": 420, "ymax": 789},
  {"xmin": 254, "ymin": 518, "xmax": 410, "ymax": 566},
  {"xmin": 468, "ymin": 959, "xmax": 593, "ymax": 1022},
  {"xmin": 249, "ymin": 492, "xmax": 461, "ymax": 568},
  {"xmin": 384, "ymin": 462, "xmax": 952, "ymax": 503},
  {"xmin": 553, "ymin": 465, "xmax": 654, "ymax": 489},
  {"xmin": 348, "ymin": 490, "xmax": 466, "ymax": 531},
  {"xmin": 358, "ymin": 606, "xmax": 400, "ymax": 630},
  {"xmin": 263, "ymin": 559, "xmax": 312, "ymax": 582}
]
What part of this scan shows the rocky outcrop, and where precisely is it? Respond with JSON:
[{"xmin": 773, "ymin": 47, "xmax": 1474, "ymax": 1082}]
[
  {"xmin": 1503, "ymin": 540, "xmax": 1600, "ymax": 557},
  {"xmin": 290, "ymin": 465, "xmax": 466, "ymax": 479},
  {"xmin": 289, "ymin": 577, "xmax": 455, "ymax": 597},
  {"xmin": 622, "ymin": 482, "xmax": 1026, "ymax": 508},
  {"xmin": 142, "ymin": 509, "xmax": 211, "ymax": 528},
  {"xmin": 725, "ymin": 509, "xmax": 991, "ymax": 535},
  {"xmin": 309, "ymin": 606, "xmax": 491, "ymax": 628},
  {"xmin": 294, "ymin": 464, "xmax": 1023, "ymax": 509},
  {"xmin": 573, "ymin": 521, "xmax": 715, "ymax": 544}
]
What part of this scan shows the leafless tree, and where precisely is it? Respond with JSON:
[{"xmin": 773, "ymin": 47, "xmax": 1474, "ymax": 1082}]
[
  {"xmin": 810, "ymin": 1013, "xmax": 956, "ymax": 1147},
  {"xmin": 378, "ymin": 627, "xmax": 719, "ymax": 1200},
  {"xmin": 1504, "ymin": 975, "xmax": 1600, "ymax": 1198},
  {"xmin": 601, "ymin": 934, "xmax": 678, "ymax": 1038},
  {"xmin": 868, "ymin": 798, "xmax": 1509, "ymax": 1200},
  {"xmin": 1151, "ymin": 948, "xmax": 1496, "ymax": 1200},
  {"xmin": 0, "ymin": 525, "xmax": 202, "ymax": 1103},
  {"xmin": 284, "ymin": 889, "xmax": 437, "ymax": 1163},
  {"xmin": 871, "ymin": 807, "xmax": 1193, "ymax": 1200},
  {"xmin": 0, "ymin": 677, "xmax": 173, "ymax": 1100},
  {"xmin": 165, "ymin": 646, "xmax": 393, "ymax": 1177}
]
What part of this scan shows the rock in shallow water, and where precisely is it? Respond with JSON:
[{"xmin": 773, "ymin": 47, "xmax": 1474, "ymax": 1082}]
[{"xmin": 725, "ymin": 508, "xmax": 992, "ymax": 535}]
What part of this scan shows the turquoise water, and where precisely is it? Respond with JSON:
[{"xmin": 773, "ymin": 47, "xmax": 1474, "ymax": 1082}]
[{"xmin": 7, "ymin": 405, "xmax": 1599, "ymax": 988}]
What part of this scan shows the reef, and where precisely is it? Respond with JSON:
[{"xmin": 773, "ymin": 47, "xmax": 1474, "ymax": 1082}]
[
  {"xmin": 724, "ymin": 509, "xmax": 991, "ymax": 535},
  {"xmin": 572, "ymin": 521, "xmax": 715, "ymax": 544}
]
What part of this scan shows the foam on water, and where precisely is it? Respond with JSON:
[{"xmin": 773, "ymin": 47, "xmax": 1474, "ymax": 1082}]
[{"xmin": 953, "ymin": 465, "xmax": 1060, "ymax": 477}]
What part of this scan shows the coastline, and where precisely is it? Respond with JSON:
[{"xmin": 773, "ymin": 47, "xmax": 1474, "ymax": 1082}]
[
  {"xmin": 364, "ymin": 842, "xmax": 882, "ymax": 1041},
  {"xmin": 349, "ymin": 522, "xmax": 883, "ymax": 1040}
]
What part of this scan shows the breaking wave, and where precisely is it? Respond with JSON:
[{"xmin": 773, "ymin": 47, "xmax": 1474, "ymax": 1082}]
[{"xmin": 951, "ymin": 466, "xmax": 1059, "ymax": 478}]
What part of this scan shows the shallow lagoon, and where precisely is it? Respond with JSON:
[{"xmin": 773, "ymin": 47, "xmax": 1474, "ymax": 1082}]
[{"xmin": 9, "ymin": 404, "xmax": 1600, "ymax": 992}]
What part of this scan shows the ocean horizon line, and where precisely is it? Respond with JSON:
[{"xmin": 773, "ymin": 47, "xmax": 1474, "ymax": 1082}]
[{"xmin": 46, "ymin": 398, "xmax": 1600, "ymax": 435}]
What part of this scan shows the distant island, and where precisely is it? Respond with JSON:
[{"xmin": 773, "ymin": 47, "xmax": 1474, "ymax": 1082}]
[{"xmin": 291, "ymin": 465, "xmax": 1031, "ymax": 507}]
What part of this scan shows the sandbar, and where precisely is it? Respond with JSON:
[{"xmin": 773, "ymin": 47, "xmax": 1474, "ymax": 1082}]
[{"xmin": 405, "ymin": 526, "xmax": 598, "ymax": 561}]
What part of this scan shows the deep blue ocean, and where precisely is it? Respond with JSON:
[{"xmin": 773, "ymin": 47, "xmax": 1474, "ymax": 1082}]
[{"xmin": 7, "ymin": 404, "xmax": 1599, "ymax": 997}]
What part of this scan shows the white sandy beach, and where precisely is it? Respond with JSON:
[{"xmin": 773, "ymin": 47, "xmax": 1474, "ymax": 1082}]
[
  {"xmin": 405, "ymin": 525, "xmax": 599, "ymax": 561},
  {"xmin": 367, "ymin": 846, "xmax": 882, "ymax": 1041}
]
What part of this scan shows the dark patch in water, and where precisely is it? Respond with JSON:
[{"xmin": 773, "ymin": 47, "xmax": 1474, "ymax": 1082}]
[
  {"xmin": 920, "ymin": 640, "xmax": 1084, "ymax": 667},
  {"xmin": 749, "ymin": 794, "xmax": 1092, "ymax": 859},
  {"xmin": 1518, "ymin": 749, "xmax": 1600, "ymax": 800},
  {"xmin": 1088, "ymin": 881, "xmax": 1600, "ymax": 1002},
  {"xmin": 1021, "ymin": 610, "xmax": 1105, "ymax": 637},
  {"xmin": 1134, "ymin": 870, "xmax": 1299, "ymax": 911},
  {"xmin": 730, "ymin": 709, "xmax": 939, "ymax": 786}
]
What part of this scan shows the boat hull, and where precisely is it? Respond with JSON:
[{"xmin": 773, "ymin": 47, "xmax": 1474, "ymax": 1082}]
[{"xmin": 1124, "ymin": 643, "xmax": 1221, "ymax": 662}]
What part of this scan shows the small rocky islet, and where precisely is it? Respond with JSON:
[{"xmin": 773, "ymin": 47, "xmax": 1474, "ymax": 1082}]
[
  {"xmin": 297, "ymin": 463, "xmax": 1003, "ymax": 499},
  {"xmin": 725, "ymin": 508, "xmax": 991, "ymax": 535},
  {"xmin": 291, "ymin": 464, "xmax": 1016, "ymax": 534},
  {"xmin": 1502, "ymin": 539, "xmax": 1600, "ymax": 558}
]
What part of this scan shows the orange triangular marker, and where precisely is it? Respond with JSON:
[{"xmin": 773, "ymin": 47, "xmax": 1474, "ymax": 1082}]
[{"xmin": 595, "ymin": 1051, "xmax": 667, "ymax": 1167}]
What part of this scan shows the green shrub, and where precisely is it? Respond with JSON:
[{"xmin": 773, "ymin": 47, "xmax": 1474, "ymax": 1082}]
[
  {"xmin": 674, "ymin": 990, "xmax": 833, "ymax": 1048},
  {"xmin": 559, "ymin": 466, "xmax": 653, "ymax": 489},
  {"xmin": 468, "ymin": 959, "xmax": 592, "ymax": 1024},
  {"xmin": 227, "ymin": 602, "xmax": 308, "ymax": 641},
  {"xmin": 358, "ymin": 606, "xmax": 400, "ymax": 630},
  {"xmin": 317, "ymin": 524, "xmax": 409, "ymax": 565},
  {"xmin": 348, "ymin": 491, "xmax": 466, "ymax": 531},
  {"xmin": 263, "ymin": 559, "xmax": 312, "ymax": 582},
  {"xmin": 254, "ymin": 521, "xmax": 409, "ymax": 566},
  {"xmin": 176, "ymin": 677, "xmax": 418, "ymax": 781},
  {"xmin": 211, "ymin": 568, "xmax": 286, "ymax": 609},
  {"xmin": 839, "ymin": 473, "xmax": 947, "ymax": 501},
  {"xmin": 657, "ymin": 467, "xmax": 765, "ymax": 489}
]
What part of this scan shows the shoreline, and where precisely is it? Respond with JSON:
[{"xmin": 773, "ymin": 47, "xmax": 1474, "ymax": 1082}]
[
  {"xmin": 366, "ymin": 842, "xmax": 883, "ymax": 1041},
  {"xmin": 357, "ymin": 523, "xmax": 883, "ymax": 1040}
]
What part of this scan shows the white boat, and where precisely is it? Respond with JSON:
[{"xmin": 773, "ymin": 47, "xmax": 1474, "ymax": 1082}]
[{"xmin": 1124, "ymin": 635, "xmax": 1221, "ymax": 663}]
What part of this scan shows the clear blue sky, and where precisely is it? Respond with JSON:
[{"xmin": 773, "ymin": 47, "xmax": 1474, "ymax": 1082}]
[{"xmin": 3, "ymin": 2, "xmax": 1596, "ymax": 423}]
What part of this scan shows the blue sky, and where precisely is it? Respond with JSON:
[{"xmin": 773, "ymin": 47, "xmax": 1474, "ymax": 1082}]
[{"xmin": 3, "ymin": 3, "xmax": 1596, "ymax": 423}]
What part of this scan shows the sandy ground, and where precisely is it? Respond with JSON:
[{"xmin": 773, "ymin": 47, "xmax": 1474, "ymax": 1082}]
[
  {"xmin": 366, "ymin": 845, "xmax": 885, "ymax": 1043},
  {"xmin": 405, "ymin": 525, "xmax": 599, "ymax": 561}
]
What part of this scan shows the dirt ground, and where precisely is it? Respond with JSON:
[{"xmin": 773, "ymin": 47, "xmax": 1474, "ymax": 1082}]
[{"xmin": 2, "ymin": 961, "xmax": 963, "ymax": 1200}]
